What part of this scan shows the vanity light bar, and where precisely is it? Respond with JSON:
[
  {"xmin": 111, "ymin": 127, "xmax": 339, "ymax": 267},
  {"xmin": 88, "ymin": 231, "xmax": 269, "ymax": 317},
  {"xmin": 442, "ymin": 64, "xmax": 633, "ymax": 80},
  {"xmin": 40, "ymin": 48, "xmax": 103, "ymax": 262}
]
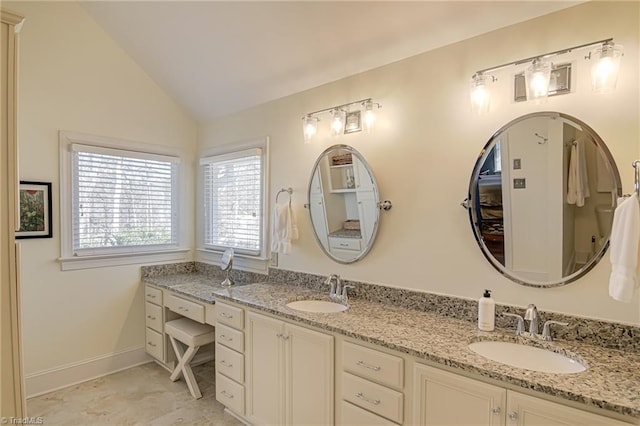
[{"xmin": 302, "ymin": 98, "xmax": 382, "ymax": 143}]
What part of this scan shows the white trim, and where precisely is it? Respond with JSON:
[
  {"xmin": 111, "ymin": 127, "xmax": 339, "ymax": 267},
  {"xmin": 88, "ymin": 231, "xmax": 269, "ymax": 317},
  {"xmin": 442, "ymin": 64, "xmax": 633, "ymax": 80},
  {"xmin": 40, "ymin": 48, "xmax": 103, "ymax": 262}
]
[
  {"xmin": 71, "ymin": 143, "xmax": 181, "ymax": 164},
  {"xmin": 196, "ymin": 248, "xmax": 268, "ymax": 274},
  {"xmin": 59, "ymin": 248, "xmax": 190, "ymax": 271},
  {"xmin": 25, "ymin": 346, "xmax": 151, "ymax": 398},
  {"xmin": 59, "ymin": 131, "xmax": 187, "ymax": 265},
  {"xmin": 199, "ymin": 147, "xmax": 262, "ymax": 165}
]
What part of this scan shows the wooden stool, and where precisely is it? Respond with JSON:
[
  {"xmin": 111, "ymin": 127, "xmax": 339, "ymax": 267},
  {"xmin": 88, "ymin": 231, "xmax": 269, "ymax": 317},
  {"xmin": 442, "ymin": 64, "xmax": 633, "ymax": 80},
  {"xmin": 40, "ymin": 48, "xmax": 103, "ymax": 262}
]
[{"xmin": 165, "ymin": 317, "xmax": 215, "ymax": 399}]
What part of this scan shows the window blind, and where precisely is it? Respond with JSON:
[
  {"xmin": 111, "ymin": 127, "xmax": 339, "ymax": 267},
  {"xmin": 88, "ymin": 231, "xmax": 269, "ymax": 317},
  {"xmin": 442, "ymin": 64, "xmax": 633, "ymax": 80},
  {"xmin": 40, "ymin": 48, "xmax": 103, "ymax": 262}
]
[
  {"xmin": 71, "ymin": 147, "xmax": 178, "ymax": 254},
  {"xmin": 202, "ymin": 148, "xmax": 263, "ymax": 254}
]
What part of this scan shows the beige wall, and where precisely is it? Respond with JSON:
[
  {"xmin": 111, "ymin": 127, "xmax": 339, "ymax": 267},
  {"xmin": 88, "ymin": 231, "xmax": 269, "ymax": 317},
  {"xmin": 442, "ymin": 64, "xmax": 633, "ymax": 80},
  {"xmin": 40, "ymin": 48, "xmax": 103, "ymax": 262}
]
[
  {"xmin": 199, "ymin": 2, "xmax": 640, "ymax": 325},
  {"xmin": 5, "ymin": 1, "xmax": 197, "ymax": 379}
]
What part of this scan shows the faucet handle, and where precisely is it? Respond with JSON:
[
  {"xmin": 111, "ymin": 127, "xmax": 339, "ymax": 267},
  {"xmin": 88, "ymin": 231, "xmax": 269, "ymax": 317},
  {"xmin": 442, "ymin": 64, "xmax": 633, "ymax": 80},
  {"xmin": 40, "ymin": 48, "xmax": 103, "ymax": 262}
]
[
  {"xmin": 524, "ymin": 304, "xmax": 538, "ymax": 320},
  {"xmin": 341, "ymin": 284, "xmax": 354, "ymax": 296},
  {"xmin": 502, "ymin": 313, "xmax": 524, "ymax": 335},
  {"xmin": 542, "ymin": 320, "xmax": 568, "ymax": 341}
]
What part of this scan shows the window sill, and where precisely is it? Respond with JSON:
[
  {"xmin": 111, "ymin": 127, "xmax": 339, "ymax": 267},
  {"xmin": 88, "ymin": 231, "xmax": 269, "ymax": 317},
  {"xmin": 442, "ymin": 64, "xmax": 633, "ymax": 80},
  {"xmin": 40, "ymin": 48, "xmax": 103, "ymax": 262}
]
[
  {"xmin": 59, "ymin": 249, "xmax": 191, "ymax": 271},
  {"xmin": 196, "ymin": 248, "xmax": 269, "ymax": 274}
]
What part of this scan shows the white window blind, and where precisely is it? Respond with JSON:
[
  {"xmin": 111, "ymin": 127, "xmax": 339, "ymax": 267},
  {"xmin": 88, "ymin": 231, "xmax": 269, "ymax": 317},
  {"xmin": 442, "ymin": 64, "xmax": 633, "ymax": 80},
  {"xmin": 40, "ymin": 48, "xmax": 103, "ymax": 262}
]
[
  {"xmin": 202, "ymin": 148, "xmax": 263, "ymax": 255},
  {"xmin": 71, "ymin": 144, "xmax": 179, "ymax": 255}
]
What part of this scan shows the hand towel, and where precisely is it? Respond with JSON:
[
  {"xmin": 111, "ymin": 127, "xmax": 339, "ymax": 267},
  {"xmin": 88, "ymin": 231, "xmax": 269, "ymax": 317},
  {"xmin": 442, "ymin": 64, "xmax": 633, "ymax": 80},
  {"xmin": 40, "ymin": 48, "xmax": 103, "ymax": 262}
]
[
  {"xmin": 271, "ymin": 203, "xmax": 298, "ymax": 255},
  {"xmin": 566, "ymin": 137, "xmax": 590, "ymax": 207},
  {"xmin": 608, "ymin": 194, "xmax": 640, "ymax": 302}
]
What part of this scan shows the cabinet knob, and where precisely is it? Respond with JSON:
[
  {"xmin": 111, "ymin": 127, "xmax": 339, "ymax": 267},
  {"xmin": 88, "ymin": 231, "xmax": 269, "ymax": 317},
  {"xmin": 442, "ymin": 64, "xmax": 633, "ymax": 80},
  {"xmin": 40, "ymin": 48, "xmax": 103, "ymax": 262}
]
[
  {"xmin": 508, "ymin": 411, "xmax": 518, "ymax": 421},
  {"xmin": 491, "ymin": 406, "xmax": 501, "ymax": 415}
]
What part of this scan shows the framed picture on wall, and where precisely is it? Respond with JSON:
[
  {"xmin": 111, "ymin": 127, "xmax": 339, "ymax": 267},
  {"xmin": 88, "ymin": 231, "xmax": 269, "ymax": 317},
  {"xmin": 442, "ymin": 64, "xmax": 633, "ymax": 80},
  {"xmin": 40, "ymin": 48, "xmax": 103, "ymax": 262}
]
[{"xmin": 16, "ymin": 181, "xmax": 52, "ymax": 239}]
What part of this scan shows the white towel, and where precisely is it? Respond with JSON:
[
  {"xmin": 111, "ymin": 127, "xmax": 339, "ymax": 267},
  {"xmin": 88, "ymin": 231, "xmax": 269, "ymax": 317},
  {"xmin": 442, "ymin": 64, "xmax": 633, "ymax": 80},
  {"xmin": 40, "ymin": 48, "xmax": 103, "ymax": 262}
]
[
  {"xmin": 566, "ymin": 137, "xmax": 590, "ymax": 207},
  {"xmin": 271, "ymin": 203, "xmax": 299, "ymax": 255},
  {"xmin": 608, "ymin": 195, "xmax": 640, "ymax": 302}
]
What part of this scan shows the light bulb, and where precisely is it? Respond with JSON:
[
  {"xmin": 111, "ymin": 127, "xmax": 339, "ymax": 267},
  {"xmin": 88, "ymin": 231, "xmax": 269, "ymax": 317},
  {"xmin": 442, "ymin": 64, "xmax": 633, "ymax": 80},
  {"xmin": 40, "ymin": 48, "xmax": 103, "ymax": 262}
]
[
  {"xmin": 470, "ymin": 74, "xmax": 491, "ymax": 114},
  {"xmin": 363, "ymin": 101, "xmax": 376, "ymax": 132},
  {"xmin": 331, "ymin": 109, "xmax": 345, "ymax": 136},
  {"xmin": 302, "ymin": 115, "xmax": 318, "ymax": 144},
  {"xmin": 525, "ymin": 58, "xmax": 551, "ymax": 102},
  {"xmin": 590, "ymin": 42, "xmax": 623, "ymax": 93}
]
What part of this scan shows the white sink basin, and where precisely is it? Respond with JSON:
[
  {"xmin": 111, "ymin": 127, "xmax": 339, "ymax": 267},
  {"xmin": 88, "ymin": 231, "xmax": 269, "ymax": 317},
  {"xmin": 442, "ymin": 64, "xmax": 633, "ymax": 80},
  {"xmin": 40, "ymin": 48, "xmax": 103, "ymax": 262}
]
[
  {"xmin": 468, "ymin": 341, "xmax": 586, "ymax": 374},
  {"xmin": 286, "ymin": 300, "xmax": 348, "ymax": 313}
]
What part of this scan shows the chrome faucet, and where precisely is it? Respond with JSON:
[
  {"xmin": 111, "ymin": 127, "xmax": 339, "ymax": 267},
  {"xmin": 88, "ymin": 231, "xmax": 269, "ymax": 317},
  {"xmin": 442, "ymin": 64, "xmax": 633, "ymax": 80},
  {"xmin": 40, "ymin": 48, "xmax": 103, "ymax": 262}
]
[
  {"xmin": 340, "ymin": 284, "xmax": 354, "ymax": 305},
  {"xmin": 541, "ymin": 320, "xmax": 568, "ymax": 341},
  {"xmin": 325, "ymin": 274, "xmax": 342, "ymax": 302},
  {"xmin": 502, "ymin": 313, "xmax": 524, "ymax": 336},
  {"xmin": 524, "ymin": 304, "xmax": 539, "ymax": 335}
]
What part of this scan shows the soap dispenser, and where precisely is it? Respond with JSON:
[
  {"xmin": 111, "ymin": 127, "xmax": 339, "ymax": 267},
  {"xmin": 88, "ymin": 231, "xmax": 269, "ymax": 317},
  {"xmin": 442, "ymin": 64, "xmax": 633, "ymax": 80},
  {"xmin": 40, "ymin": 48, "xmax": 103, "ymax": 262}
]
[{"xmin": 478, "ymin": 289, "xmax": 495, "ymax": 331}]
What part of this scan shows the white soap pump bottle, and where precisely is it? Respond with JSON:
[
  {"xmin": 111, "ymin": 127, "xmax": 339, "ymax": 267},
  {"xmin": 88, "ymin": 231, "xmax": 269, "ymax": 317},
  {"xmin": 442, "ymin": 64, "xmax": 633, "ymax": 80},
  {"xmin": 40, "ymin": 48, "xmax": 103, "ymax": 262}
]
[{"xmin": 478, "ymin": 289, "xmax": 495, "ymax": 331}]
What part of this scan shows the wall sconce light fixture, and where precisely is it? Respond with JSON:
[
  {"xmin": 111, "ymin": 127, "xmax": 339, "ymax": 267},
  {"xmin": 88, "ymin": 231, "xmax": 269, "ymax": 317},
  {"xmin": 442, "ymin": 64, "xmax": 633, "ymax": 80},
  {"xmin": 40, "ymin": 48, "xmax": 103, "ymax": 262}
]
[
  {"xmin": 469, "ymin": 38, "xmax": 622, "ymax": 114},
  {"xmin": 302, "ymin": 98, "xmax": 382, "ymax": 143}
]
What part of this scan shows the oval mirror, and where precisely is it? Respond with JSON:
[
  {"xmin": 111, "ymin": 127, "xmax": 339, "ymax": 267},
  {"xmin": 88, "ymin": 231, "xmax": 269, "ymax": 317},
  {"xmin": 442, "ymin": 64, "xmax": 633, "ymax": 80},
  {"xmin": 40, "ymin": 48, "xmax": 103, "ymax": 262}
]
[
  {"xmin": 467, "ymin": 112, "xmax": 621, "ymax": 287},
  {"xmin": 307, "ymin": 144, "xmax": 380, "ymax": 263}
]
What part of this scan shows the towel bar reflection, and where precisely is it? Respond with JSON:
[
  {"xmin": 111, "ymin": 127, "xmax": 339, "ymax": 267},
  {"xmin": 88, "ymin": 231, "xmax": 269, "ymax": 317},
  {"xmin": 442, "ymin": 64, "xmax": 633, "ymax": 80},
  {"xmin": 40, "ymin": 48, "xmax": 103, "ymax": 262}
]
[
  {"xmin": 276, "ymin": 187, "xmax": 293, "ymax": 204},
  {"xmin": 633, "ymin": 160, "xmax": 640, "ymax": 196}
]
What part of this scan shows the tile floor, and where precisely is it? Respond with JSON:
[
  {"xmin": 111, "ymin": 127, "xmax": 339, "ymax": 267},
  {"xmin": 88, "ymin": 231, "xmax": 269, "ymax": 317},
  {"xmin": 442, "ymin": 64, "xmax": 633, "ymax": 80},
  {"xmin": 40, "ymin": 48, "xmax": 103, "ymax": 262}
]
[{"xmin": 27, "ymin": 361, "xmax": 243, "ymax": 425}]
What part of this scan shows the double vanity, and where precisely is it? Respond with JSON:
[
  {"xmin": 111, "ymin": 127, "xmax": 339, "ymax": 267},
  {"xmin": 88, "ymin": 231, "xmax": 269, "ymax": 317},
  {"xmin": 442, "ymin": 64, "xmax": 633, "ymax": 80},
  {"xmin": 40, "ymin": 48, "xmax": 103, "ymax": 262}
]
[{"xmin": 142, "ymin": 264, "xmax": 640, "ymax": 426}]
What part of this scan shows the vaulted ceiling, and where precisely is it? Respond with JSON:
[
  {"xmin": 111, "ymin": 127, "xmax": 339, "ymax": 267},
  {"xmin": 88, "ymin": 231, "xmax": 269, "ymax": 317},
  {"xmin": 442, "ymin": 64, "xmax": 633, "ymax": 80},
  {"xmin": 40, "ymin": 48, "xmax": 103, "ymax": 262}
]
[{"xmin": 81, "ymin": 1, "xmax": 580, "ymax": 122}]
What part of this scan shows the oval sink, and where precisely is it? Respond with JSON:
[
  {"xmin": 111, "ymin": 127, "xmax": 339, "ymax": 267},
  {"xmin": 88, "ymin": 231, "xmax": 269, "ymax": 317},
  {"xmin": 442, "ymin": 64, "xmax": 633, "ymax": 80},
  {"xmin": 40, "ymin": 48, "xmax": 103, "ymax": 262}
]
[
  {"xmin": 286, "ymin": 300, "xmax": 348, "ymax": 313},
  {"xmin": 468, "ymin": 341, "xmax": 586, "ymax": 374}
]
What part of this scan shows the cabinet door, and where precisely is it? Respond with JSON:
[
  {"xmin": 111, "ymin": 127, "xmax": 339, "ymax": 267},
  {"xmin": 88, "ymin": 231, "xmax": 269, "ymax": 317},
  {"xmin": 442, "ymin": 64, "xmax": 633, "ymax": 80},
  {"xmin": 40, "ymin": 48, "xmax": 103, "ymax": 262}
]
[
  {"xmin": 356, "ymin": 189, "xmax": 377, "ymax": 245},
  {"xmin": 246, "ymin": 312, "xmax": 284, "ymax": 426},
  {"xmin": 506, "ymin": 391, "xmax": 630, "ymax": 426},
  {"xmin": 414, "ymin": 363, "xmax": 506, "ymax": 426},
  {"xmin": 286, "ymin": 322, "xmax": 334, "ymax": 426}
]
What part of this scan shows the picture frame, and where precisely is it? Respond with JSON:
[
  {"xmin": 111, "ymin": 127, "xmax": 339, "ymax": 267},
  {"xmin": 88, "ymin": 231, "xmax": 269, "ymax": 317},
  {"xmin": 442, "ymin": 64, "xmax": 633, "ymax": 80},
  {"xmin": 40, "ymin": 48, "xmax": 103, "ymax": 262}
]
[
  {"xmin": 16, "ymin": 181, "xmax": 52, "ymax": 239},
  {"xmin": 344, "ymin": 110, "xmax": 362, "ymax": 134}
]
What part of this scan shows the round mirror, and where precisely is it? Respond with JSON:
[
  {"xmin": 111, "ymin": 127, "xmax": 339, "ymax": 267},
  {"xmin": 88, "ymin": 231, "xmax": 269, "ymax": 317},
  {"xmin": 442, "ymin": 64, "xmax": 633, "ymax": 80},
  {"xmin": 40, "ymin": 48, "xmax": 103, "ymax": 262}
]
[
  {"xmin": 220, "ymin": 248, "xmax": 234, "ymax": 287},
  {"xmin": 307, "ymin": 144, "xmax": 380, "ymax": 263},
  {"xmin": 467, "ymin": 112, "xmax": 621, "ymax": 287}
]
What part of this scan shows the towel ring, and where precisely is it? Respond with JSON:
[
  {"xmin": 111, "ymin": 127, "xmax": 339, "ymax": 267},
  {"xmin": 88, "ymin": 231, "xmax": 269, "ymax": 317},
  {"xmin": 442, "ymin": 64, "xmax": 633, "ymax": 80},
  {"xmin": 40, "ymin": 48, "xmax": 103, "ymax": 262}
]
[{"xmin": 276, "ymin": 187, "xmax": 293, "ymax": 205}]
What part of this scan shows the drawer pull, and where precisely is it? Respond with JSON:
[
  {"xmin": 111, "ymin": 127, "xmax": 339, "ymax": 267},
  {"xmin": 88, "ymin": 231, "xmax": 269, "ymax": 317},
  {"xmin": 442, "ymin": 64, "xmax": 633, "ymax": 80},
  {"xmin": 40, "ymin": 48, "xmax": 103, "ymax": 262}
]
[
  {"xmin": 178, "ymin": 306, "xmax": 189, "ymax": 312},
  {"xmin": 220, "ymin": 312, "xmax": 233, "ymax": 319},
  {"xmin": 146, "ymin": 294, "xmax": 156, "ymax": 298},
  {"xmin": 147, "ymin": 342, "xmax": 157, "ymax": 347},
  {"xmin": 221, "ymin": 390, "xmax": 234, "ymax": 399},
  {"xmin": 147, "ymin": 315, "xmax": 156, "ymax": 320},
  {"xmin": 356, "ymin": 360, "xmax": 381, "ymax": 371},
  {"xmin": 355, "ymin": 392, "xmax": 380, "ymax": 406},
  {"xmin": 219, "ymin": 360, "xmax": 233, "ymax": 368},
  {"xmin": 219, "ymin": 334, "xmax": 233, "ymax": 342}
]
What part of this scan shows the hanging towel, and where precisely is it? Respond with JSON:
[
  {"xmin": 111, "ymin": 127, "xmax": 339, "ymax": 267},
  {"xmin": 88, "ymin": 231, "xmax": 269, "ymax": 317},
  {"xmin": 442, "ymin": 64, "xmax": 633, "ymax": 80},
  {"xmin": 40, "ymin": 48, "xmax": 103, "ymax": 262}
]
[
  {"xmin": 566, "ymin": 137, "xmax": 590, "ymax": 207},
  {"xmin": 608, "ymin": 194, "xmax": 640, "ymax": 302},
  {"xmin": 271, "ymin": 203, "xmax": 299, "ymax": 255}
]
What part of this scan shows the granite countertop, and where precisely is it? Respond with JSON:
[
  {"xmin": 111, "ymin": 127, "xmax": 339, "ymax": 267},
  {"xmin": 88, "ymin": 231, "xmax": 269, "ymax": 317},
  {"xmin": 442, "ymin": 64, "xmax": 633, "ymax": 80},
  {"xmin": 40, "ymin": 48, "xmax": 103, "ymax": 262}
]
[{"xmin": 143, "ymin": 273, "xmax": 640, "ymax": 420}]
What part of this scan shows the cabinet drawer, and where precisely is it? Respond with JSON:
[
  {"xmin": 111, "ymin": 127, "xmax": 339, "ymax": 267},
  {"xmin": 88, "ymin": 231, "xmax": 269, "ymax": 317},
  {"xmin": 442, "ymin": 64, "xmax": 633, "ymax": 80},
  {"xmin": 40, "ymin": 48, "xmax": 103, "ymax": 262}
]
[
  {"xmin": 166, "ymin": 294, "xmax": 205, "ymax": 323},
  {"xmin": 343, "ymin": 341, "xmax": 404, "ymax": 388},
  {"xmin": 145, "ymin": 302, "xmax": 163, "ymax": 332},
  {"xmin": 215, "ymin": 301, "xmax": 244, "ymax": 329},
  {"xmin": 145, "ymin": 286, "xmax": 162, "ymax": 304},
  {"xmin": 216, "ymin": 371, "xmax": 245, "ymax": 415},
  {"xmin": 342, "ymin": 372, "xmax": 403, "ymax": 424},
  {"xmin": 216, "ymin": 323, "xmax": 244, "ymax": 353},
  {"xmin": 145, "ymin": 328, "xmax": 163, "ymax": 361},
  {"xmin": 216, "ymin": 343, "xmax": 244, "ymax": 383},
  {"xmin": 341, "ymin": 400, "xmax": 399, "ymax": 426},
  {"xmin": 329, "ymin": 236, "xmax": 361, "ymax": 251}
]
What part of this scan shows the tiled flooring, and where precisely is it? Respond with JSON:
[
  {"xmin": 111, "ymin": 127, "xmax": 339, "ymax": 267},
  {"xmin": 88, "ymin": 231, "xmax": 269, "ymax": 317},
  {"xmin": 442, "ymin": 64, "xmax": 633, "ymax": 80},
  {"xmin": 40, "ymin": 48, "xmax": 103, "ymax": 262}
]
[{"xmin": 27, "ymin": 361, "xmax": 244, "ymax": 425}]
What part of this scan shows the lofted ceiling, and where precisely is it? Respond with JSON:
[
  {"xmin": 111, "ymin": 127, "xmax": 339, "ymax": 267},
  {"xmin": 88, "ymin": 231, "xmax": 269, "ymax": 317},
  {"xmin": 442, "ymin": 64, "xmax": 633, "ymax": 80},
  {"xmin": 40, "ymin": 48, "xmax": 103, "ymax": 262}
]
[{"xmin": 81, "ymin": 1, "xmax": 580, "ymax": 122}]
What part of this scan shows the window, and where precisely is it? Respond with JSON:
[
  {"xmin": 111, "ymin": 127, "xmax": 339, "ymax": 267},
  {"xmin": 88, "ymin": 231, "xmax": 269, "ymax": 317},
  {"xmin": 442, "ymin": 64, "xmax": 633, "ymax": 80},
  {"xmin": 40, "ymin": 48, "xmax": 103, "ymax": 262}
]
[
  {"xmin": 201, "ymin": 146, "xmax": 265, "ymax": 256},
  {"xmin": 60, "ymin": 131, "xmax": 187, "ymax": 270}
]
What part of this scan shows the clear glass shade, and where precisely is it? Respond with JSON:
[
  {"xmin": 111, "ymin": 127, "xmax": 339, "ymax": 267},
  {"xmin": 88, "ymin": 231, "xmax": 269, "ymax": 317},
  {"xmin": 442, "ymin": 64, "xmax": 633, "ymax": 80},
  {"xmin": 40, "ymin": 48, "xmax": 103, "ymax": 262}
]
[
  {"xmin": 302, "ymin": 115, "xmax": 318, "ymax": 143},
  {"xmin": 363, "ymin": 101, "xmax": 376, "ymax": 132},
  {"xmin": 330, "ymin": 109, "xmax": 346, "ymax": 136},
  {"xmin": 470, "ymin": 74, "xmax": 491, "ymax": 115},
  {"xmin": 525, "ymin": 59, "xmax": 552, "ymax": 102},
  {"xmin": 590, "ymin": 43, "xmax": 623, "ymax": 93}
]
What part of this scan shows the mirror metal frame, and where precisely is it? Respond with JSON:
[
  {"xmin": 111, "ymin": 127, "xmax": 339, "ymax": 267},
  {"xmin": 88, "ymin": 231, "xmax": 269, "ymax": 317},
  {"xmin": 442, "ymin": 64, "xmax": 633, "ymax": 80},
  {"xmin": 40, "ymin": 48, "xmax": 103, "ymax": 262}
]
[
  {"xmin": 467, "ymin": 111, "xmax": 622, "ymax": 287},
  {"xmin": 307, "ymin": 144, "xmax": 381, "ymax": 264}
]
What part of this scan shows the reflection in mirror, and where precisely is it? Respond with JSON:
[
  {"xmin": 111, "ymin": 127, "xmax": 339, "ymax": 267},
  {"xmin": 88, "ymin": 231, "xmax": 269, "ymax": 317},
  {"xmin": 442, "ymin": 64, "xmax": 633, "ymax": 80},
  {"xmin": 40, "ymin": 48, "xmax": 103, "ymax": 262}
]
[
  {"xmin": 308, "ymin": 144, "xmax": 380, "ymax": 263},
  {"xmin": 467, "ymin": 112, "xmax": 621, "ymax": 287}
]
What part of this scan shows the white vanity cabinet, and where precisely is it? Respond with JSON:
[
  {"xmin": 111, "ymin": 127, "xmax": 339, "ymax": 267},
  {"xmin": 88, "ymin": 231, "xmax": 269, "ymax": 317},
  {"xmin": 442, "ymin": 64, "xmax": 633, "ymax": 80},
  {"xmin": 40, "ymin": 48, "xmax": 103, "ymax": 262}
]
[
  {"xmin": 214, "ymin": 301, "xmax": 246, "ymax": 417},
  {"xmin": 339, "ymin": 340, "xmax": 405, "ymax": 425},
  {"xmin": 413, "ymin": 363, "xmax": 631, "ymax": 426},
  {"xmin": 245, "ymin": 310, "xmax": 334, "ymax": 426},
  {"xmin": 144, "ymin": 285, "xmax": 169, "ymax": 364}
]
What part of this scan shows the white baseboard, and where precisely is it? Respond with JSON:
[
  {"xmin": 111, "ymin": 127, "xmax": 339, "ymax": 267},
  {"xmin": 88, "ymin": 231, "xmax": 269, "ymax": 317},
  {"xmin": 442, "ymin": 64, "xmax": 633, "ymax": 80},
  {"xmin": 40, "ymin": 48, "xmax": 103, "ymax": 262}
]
[{"xmin": 25, "ymin": 346, "xmax": 152, "ymax": 398}]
